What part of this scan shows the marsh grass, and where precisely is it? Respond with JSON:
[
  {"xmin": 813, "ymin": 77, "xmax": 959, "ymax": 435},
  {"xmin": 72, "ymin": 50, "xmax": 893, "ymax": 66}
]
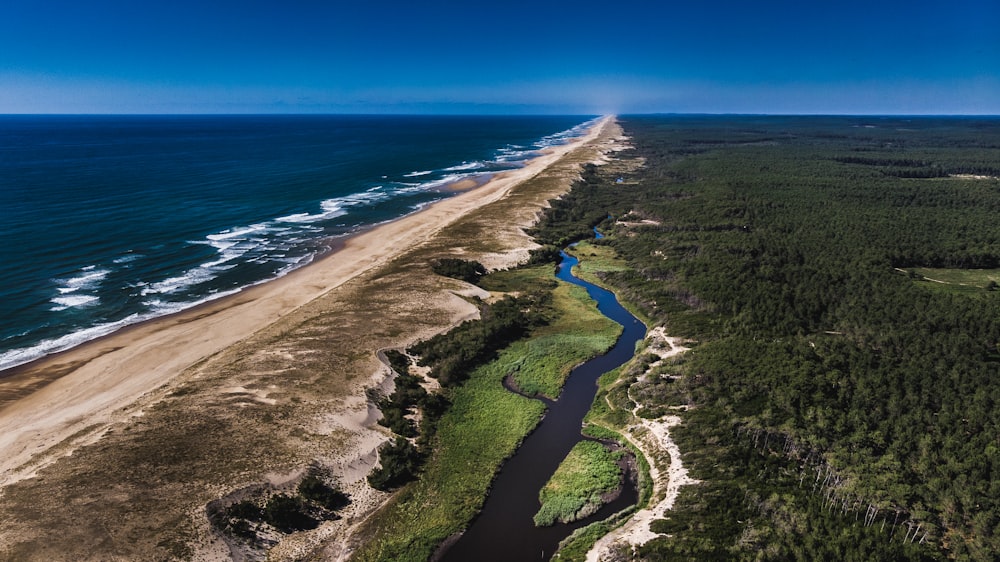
[
  {"xmin": 507, "ymin": 282, "xmax": 620, "ymax": 398},
  {"xmin": 567, "ymin": 241, "xmax": 630, "ymax": 284},
  {"xmin": 565, "ymin": 242, "xmax": 660, "ymax": 331},
  {"xmin": 534, "ymin": 440, "xmax": 624, "ymax": 527}
]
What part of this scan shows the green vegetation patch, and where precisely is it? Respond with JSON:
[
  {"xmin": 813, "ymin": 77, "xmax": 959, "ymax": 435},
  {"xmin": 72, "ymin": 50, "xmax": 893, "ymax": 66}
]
[
  {"xmin": 367, "ymin": 437, "xmax": 424, "ymax": 491},
  {"xmin": 353, "ymin": 343, "xmax": 545, "ymax": 562},
  {"xmin": 431, "ymin": 258, "xmax": 487, "ymax": 284},
  {"xmin": 409, "ymin": 294, "xmax": 543, "ymax": 387},
  {"xmin": 478, "ymin": 263, "xmax": 557, "ymax": 293},
  {"xmin": 508, "ymin": 282, "xmax": 620, "ymax": 398},
  {"xmin": 910, "ymin": 267, "xmax": 1000, "ymax": 290},
  {"xmin": 534, "ymin": 440, "xmax": 624, "ymax": 527},
  {"xmin": 566, "ymin": 241, "xmax": 630, "ymax": 284},
  {"xmin": 209, "ymin": 470, "xmax": 350, "ymax": 544}
]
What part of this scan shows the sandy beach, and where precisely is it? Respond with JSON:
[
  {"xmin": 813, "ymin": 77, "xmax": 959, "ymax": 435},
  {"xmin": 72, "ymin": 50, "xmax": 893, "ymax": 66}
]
[{"xmin": 0, "ymin": 116, "xmax": 623, "ymax": 560}]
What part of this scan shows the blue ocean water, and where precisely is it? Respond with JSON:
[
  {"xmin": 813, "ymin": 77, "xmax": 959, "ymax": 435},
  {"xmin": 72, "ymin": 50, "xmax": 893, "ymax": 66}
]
[{"xmin": 0, "ymin": 114, "xmax": 596, "ymax": 371}]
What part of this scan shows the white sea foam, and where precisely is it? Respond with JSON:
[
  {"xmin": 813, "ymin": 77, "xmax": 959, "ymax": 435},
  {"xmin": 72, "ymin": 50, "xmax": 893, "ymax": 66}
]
[
  {"xmin": 534, "ymin": 118, "xmax": 596, "ymax": 149},
  {"xmin": 275, "ymin": 212, "xmax": 319, "ymax": 223},
  {"xmin": 145, "ymin": 287, "xmax": 243, "ymax": 315},
  {"xmin": 442, "ymin": 162, "xmax": 484, "ymax": 172},
  {"xmin": 113, "ymin": 253, "xmax": 142, "ymax": 264},
  {"xmin": 0, "ymin": 313, "xmax": 147, "ymax": 371},
  {"xmin": 494, "ymin": 146, "xmax": 533, "ymax": 163},
  {"xmin": 57, "ymin": 268, "xmax": 110, "ymax": 291},
  {"xmin": 308, "ymin": 190, "xmax": 391, "ymax": 219},
  {"xmin": 277, "ymin": 199, "xmax": 352, "ymax": 224},
  {"xmin": 50, "ymin": 294, "xmax": 100, "ymax": 310},
  {"xmin": 404, "ymin": 170, "xmax": 433, "ymax": 177},
  {"xmin": 142, "ymin": 242, "xmax": 253, "ymax": 296},
  {"xmin": 207, "ymin": 224, "xmax": 268, "ymax": 241},
  {"xmin": 418, "ymin": 174, "xmax": 468, "ymax": 190},
  {"xmin": 52, "ymin": 267, "xmax": 109, "ymax": 308},
  {"xmin": 142, "ymin": 268, "xmax": 216, "ymax": 296},
  {"xmin": 144, "ymin": 217, "xmax": 320, "ymax": 297}
]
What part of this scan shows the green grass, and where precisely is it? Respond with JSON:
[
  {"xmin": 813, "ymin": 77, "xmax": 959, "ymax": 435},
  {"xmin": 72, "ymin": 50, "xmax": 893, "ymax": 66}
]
[
  {"xmin": 567, "ymin": 241, "xmax": 630, "ymax": 285},
  {"xmin": 552, "ymin": 509, "xmax": 636, "ymax": 562},
  {"xmin": 479, "ymin": 264, "xmax": 558, "ymax": 293},
  {"xmin": 353, "ymin": 270, "xmax": 623, "ymax": 562},
  {"xmin": 566, "ymin": 241, "xmax": 661, "ymax": 331},
  {"xmin": 534, "ymin": 441, "xmax": 624, "ymax": 527},
  {"xmin": 354, "ymin": 354, "xmax": 544, "ymax": 561},
  {"xmin": 508, "ymin": 282, "xmax": 620, "ymax": 398},
  {"xmin": 911, "ymin": 267, "xmax": 1000, "ymax": 289}
]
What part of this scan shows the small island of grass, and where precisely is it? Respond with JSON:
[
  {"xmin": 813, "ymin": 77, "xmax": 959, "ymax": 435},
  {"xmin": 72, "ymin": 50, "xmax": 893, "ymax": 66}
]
[{"xmin": 534, "ymin": 440, "xmax": 624, "ymax": 527}]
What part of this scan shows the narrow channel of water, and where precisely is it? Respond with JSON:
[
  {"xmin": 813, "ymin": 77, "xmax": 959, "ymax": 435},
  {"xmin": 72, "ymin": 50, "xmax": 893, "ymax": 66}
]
[{"xmin": 440, "ymin": 238, "xmax": 646, "ymax": 561}]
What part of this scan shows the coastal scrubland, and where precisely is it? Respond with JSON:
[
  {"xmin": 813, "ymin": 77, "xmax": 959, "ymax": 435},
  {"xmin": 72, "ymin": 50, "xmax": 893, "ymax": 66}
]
[{"xmin": 521, "ymin": 115, "xmax": 1000, "ymax": 561}]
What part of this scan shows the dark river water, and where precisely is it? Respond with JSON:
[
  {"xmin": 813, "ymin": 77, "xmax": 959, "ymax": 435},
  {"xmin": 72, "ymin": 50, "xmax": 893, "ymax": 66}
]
[{"xmin": 439, "ymin": 243, "xmax": 646, "ymax": 561}]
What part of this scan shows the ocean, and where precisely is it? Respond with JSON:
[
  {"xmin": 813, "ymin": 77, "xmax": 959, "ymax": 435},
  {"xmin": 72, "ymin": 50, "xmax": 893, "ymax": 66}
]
[{"xmin": 0, "ymin": 114, "xmax": 597, "ymax": 371}]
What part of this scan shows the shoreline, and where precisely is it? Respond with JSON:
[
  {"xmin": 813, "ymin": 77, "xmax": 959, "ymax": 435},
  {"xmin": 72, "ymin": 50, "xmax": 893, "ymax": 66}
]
[
  {"xmin": 0, "ymin": 116, "xmax": 613, "ymax": 490},
  {"xmin": 0, "ymin": 128, "xmax": 587, "ymax": 383},
  {"xmin": 0, "ymin": 149, "xmax": 554, "ymax": 379}
]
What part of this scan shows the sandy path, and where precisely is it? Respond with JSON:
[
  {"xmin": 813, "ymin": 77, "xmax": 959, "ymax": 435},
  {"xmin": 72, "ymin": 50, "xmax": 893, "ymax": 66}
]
[
  {"xmin": 0, "ymin": 116, "xmax": 613, "ymax": 490},
  {"xmin": 586, "ymin": 328, "xmax": 698, "ymax": 561}
]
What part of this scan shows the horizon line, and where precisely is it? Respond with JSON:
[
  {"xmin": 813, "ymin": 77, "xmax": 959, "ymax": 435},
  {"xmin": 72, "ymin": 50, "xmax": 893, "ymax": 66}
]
[{"xmin": 2, "ymin": 112, "xmax": 1000, "ymax": 118}]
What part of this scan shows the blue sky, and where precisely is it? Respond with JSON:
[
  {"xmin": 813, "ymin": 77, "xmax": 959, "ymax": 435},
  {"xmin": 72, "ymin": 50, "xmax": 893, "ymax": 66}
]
[{"xmin": 1, "ymin": 0, "xmax": 997, "ymax": 114}]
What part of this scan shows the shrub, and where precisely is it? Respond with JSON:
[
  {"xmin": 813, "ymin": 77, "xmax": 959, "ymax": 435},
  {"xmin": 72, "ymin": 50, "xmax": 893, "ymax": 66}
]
[
  {"xmin": 263, "ymin": 494, "xmax": 318, "ymax": 533},
  {"xmin": 368, "ymin": 437, "xmax": 424, "ymax": 491},
  {"xmin": 298, "ymin": 475, "xmax": 350, "ymax": 511},
  {"xmin": 432, "ymin": 258, "xmax": 487, "ymax": 284}
]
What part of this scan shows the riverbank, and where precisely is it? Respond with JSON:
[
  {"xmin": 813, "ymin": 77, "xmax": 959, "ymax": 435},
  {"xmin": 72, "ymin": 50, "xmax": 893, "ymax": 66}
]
[
  {"xmin": 0, "ymin": 117, "xmax": 625, "ymax": 561},
  {"xmin": 584, "ymin": 329, "xmax": 698, "ymax": 561}
]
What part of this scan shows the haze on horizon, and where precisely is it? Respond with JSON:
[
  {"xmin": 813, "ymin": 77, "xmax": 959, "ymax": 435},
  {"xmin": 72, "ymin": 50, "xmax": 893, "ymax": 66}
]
[{"xmin": 1, "ymin": 0, "xmax": 998, "ymax": 115}]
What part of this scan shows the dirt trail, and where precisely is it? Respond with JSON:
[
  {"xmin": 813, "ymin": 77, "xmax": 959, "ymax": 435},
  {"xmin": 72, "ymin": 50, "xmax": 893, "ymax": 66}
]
[{"xmin": 586, "ymin": 328, "xmax": 699, "ymax": 561}]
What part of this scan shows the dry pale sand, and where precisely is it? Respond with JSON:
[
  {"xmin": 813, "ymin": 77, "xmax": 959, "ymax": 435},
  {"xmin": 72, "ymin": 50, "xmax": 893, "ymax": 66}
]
[
  {"xmin": 586, "ymin": 328, "xmax": 699, "ymax": 562},
  {"xmin": 0, "ymin": 116, "xmax": 624, "ymax": 561}
]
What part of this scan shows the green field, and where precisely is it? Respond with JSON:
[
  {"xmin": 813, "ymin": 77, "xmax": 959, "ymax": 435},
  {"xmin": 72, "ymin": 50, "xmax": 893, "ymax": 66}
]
[
  {"xmin": 504, "ymin": 282, "xmax": 620, "ymax": 398},
  {"xmin": 910, "ymin": 267, "xmax": 1000, "ymax": 294}
]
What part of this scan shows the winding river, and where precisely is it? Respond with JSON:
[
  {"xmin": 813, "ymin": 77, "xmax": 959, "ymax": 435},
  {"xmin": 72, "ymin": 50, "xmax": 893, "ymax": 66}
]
[{"xmin": 440, "ymin": 238, "xmax": 646, "ymax": 561}]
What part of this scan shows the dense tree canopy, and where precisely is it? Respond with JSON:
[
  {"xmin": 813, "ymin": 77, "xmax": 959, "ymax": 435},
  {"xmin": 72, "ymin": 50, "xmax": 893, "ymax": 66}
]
[{"xmin": 540, "ymin": 115, "xmax": 1000, "ymax": 560}]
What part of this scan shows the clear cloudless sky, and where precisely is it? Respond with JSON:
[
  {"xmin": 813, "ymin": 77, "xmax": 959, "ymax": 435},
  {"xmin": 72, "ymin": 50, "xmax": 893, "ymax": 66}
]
[{"xmin": 1, "ymin": 0, "xmax": 998, "ymax": 114}]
